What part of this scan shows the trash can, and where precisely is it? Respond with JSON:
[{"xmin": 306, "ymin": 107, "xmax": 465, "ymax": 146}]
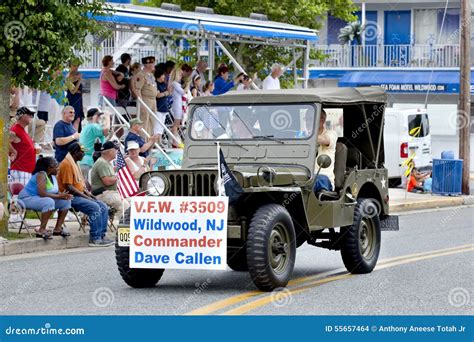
[{"xmin": 432, "ymin": 159, "xmax": 463, "ymax": 196}]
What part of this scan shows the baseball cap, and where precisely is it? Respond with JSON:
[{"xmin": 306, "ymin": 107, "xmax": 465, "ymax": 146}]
[
  {"xmin": 16, "ymin": 107, "xmax": 35, "ymax": 117},
  {"xmin": 127, "ymin": 141, "xmax": 140, "ymax": 150},
  {"xmin": 100, "ymin": 141, "xmax": 118, "ymax": 152},
  {"xmin": 87, "ymin": 108, "xmax": 103, "ymax": 118},
  {"xmin": 129, "ymin": 118, "xmax": 143, "ymax": 126}
]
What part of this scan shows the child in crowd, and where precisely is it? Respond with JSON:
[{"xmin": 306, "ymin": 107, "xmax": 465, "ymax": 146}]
[{"xmin": 203, "ymin": 81, "xmax": 214, "ymax": 96}]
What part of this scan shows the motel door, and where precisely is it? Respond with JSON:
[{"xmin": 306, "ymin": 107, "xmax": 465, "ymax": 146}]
[{"xmin": 384, "ymin": 11, "xmax": 411, "ymax": 66}]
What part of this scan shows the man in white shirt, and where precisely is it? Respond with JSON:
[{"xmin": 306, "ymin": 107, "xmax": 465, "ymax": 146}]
[
  {"xmin": 262, "ymin": 63, "xmax": 282, "ymax": 90},
  {"xmin": 313, "ymin": 110, "xmax": 338, "ymax": 193}
]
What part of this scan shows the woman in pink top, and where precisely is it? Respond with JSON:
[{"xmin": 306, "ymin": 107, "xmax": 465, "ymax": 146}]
[{"xmin": 100, "ymin": 55, "xmax": 125, "ymax": 106}]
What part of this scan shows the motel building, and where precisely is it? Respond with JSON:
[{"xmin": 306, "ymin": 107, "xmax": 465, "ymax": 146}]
[{"xmin": 312, "ymin": 0, "xmax": 474, "ymax": 168}]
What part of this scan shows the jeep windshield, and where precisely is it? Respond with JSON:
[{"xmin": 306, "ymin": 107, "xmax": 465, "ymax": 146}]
[{"xmin": 190, "ymin": 104, "xmax": 316, "ymax": 140}]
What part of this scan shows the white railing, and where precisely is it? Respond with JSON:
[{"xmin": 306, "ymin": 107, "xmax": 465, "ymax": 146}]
[
  {"xmin": 311, "ymin": 44, "xmax": 467, "ymax": 68},
  {"xmin": 78, "ymin": 46, "xmax": 180, "ymax": 69}
]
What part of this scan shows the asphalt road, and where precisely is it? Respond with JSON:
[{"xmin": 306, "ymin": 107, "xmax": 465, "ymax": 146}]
[{"xmin": 0, "ymin": 206, "xmax": 473, "ymax": 316}]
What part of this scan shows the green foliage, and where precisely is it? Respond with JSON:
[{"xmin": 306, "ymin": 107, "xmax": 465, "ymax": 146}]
[
  {"xmin": 338, "ymin": 21, "xmax": 363, "ymax": 45},
  {"xmin": 139, "ymin": 0, "xmax": 357, "ymax": 87},
  {"xmin": 0, "ymin": 0, "xmax": 111, "ymax": 92}
]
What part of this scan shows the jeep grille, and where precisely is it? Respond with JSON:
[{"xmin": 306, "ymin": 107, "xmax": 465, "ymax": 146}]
[{"xmin": 168, "ymin": 173, "xmax": 218, "ymax": 196}]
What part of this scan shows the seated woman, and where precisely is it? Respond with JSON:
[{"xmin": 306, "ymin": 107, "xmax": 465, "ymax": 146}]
[
  {"xmin": 407, "ymin": 167, "xmax": 424, "ymax": 193},
  {"xmin": 125, "ymin": 141, "xmax": 150, "ymax": 181},
  {"xmin": 18, "ymin": 157, "xmax": 73, "ymax": 240}
]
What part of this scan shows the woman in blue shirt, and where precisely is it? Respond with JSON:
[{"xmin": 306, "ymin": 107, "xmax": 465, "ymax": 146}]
[{"xmin": 18, "ymin": 157, "xmax": 73, "ymax": 240}]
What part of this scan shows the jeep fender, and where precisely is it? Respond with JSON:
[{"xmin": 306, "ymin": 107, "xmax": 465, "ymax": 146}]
[{"xmin": 238, "ymin": 189, "xmax": 310, "ymax": 247}]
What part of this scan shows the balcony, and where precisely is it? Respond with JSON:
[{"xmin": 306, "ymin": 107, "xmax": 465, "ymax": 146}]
[
  {"xmin": 311, "ymin": 44, "xmax": 472, "ymax": 68},
  {"xmin": 78, "ymin": 46, "xmax": 180, "ymax": 69}
]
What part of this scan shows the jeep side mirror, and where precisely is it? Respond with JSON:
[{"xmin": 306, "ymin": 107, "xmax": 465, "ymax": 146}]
[{"xmin": 317, "ymin": 154, "xmax": 331, "ymax": 169}]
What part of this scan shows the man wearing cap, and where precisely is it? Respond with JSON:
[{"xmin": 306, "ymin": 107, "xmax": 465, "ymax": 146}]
[
  {"xmin": 124, "ymin": 118, "xmax": 158, "ymax": 158},
  {"xmin": 79, "ymin": 108, "xmax": 110, "ymax": 179},
  {"xmin": 135, "ymin": 56, "xmax": 158, "ymax": 135},
  {"xmin": 58, "ymin": 142, "xmax": 112, "ymax": 247},
  {"xmin": 90, "ymin": 141, "xmax": 130, "ymax": 218},
  {"xmin": 53, "ymin": 105, "xmax": 80, "ymax": 163},
  {"xmin": 9, "ymin": 107, "xmax": 38, "ymax": 185}
]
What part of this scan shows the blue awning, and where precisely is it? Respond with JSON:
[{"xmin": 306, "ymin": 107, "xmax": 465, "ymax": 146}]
[
  {"xmin": 338, "ymin": 70, "xmax": 474, "ymax": 94},
  {"xmin": 92, "ymin": 3, "xmax": 318, "ymax": 41}
]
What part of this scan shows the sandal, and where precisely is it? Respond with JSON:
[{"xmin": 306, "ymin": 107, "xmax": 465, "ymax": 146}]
[
  {"xmin": 36, "ymin": 232, "xmax": 52, "ymax": 240},
  {"xmin": 53, "ymin": 230, "xmax": 71, "ymax": 238}
]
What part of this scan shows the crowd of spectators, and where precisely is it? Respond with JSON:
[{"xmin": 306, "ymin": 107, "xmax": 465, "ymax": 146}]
[{"xmin": 7, "ymin": 56, "xmax": 284, "ymax": 246}]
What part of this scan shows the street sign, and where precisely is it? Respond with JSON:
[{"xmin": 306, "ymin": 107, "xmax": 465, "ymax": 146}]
[{"xmin": 129, "ymin": 196, "xmax": 228, "ymax": 270}]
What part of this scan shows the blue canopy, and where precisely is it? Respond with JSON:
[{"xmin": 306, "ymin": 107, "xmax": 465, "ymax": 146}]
[
  {"xmin": 338, "ymin": 70, "xmax": 474, "ymax": 94},
  {"xmin": 93, "ymin": 3, "xmax": 318, "ymax": 42}
]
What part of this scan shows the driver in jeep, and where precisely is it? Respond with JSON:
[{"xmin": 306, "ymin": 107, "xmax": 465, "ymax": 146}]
[{"xmin": 313, "ymin": 109, "xmax": 338, "ymax": 195}]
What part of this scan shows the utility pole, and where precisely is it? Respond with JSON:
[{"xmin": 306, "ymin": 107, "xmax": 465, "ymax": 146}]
[{"xmin": 459, "ymin": 0, "xmax": 471, "ymax": 195}]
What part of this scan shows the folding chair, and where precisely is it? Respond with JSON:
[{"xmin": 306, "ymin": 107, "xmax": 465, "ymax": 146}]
[
  {"xmin": 70, "ymin": 208, "xmax": 88, "ymax": 233},
  {"xmin": 8, "ymin": 183, "xmax": 40, "ymax": 237}
]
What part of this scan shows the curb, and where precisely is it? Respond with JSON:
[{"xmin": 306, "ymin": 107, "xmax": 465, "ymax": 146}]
[
  {"xmin": 0, "ymin": 234, "xmax": 90, "ymax": 257},
  {"xmin": 390, "ymin": 196, "xmax": 473, "ymax": 214}
]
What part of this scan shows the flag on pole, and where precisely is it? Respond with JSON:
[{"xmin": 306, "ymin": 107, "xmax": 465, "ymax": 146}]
[
  {"xmin": 116, "ymin": 149, "xmax": 139, "ymax": 199},
  {"xmin": 218, "ymin": 146, "xmax": 244, "ymax": 205}
]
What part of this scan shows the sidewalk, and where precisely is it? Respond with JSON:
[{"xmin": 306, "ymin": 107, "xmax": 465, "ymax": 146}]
[
  {"xmin": 2, "ymin": 187, "xmax": 474, "ymax": 257},
  {"xmin": 389, "ymin": 188, "xmax": 473, "ymax": 213}
]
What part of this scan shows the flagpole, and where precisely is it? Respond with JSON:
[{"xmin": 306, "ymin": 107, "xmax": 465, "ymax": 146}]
[{"xmin": 217, "ymin": 141, "xmax": 222, "ymax": 197}]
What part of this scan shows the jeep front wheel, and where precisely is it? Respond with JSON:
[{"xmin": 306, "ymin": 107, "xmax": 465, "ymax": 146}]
[
  {"xmin": 340, "ymin": 199, "xmax": 381, "ymax": 274},
  {"xmin": 247, "ymin": 204, "xmax": 296, "ymax": 291},
  {"xmin": 115, "ymin": 244, "xmax": 165, "ymax": 288}
]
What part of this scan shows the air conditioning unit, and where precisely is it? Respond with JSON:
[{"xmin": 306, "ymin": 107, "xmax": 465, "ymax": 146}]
[
  {"xmin": 195, "ymin": 6, "xmax": 214, "ymax": 14},
  {"xmin": 161, "ymin": 3, "xmax": 181, "ymax": 12},
  {"xmin": 249, "ymin": 13, "xmax": 268, "ymax": 21}
]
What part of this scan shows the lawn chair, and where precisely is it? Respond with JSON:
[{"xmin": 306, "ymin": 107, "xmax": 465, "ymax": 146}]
[{"xmin": 8, "ymin": 183, "xmax": 40, "ymax": 237}]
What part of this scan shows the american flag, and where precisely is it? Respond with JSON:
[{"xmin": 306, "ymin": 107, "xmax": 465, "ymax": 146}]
[{"xmin": 116, "ymin": 148, "xmax": 139, "ymax": 199}]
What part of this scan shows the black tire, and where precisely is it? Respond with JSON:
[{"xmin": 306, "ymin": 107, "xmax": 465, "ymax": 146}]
[
  {"xmin": 247, "ymin": 204, "xmax": 296, "ymax": 291},
  {"xmin": 115, "ymin": 243, "xmax": 164, "ymax": 288},
  {"xmin": 340, "ymin": 198, "xmax": 381, "ymax": 274},
  {"xmin": 227, "ymin": 247, "xmax": 248, "ymax": 271}
]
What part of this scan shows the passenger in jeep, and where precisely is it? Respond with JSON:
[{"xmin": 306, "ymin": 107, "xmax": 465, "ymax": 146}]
[{"xmin": 313, "ymin": 109, "xmax": 338, "ymax": 193}]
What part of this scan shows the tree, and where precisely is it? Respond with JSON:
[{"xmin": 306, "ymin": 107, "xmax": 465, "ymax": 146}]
[
  {"xmin": 141, "ymin": 0, "xmax": 356, "ymax": 84},
  {"xmin": 0, "ymin": 0, "xmax": 111, "ymax": 236}
]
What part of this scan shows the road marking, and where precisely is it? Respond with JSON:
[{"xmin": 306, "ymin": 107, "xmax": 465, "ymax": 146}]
[
  {"xmin": 222, "ymin": 246, "xmax": 473, "ymax": 315},
  {"xmin": 289, "ymin": 243, "xmax": 474, "ymax": 286},
  {"xmin": 186, "ymin": 244, "xmax": 473, "ymax": 315}
]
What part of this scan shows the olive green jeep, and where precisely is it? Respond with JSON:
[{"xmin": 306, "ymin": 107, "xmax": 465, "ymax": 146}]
[{"xmin": 116, "ymin": 87, "xmax": 399, "ymax": 291}]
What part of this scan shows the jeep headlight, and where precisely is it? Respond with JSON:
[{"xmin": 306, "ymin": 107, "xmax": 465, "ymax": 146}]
[{"xmin": 147, "ymin": 175, "xmax": 167, "ymax": 196}]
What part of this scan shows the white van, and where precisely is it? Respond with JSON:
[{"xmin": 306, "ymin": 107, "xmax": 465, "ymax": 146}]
[{"xmin": 384, "ymin": 108, "xmax": 432, "ymax": 186}]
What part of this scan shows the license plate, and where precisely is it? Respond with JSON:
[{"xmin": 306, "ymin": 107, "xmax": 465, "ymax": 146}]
[
  {"xmin": 117, "ymin": 227, "xmax": 130, "ymax": 247},
  {"xmin": 380, "ymin": 215, "xmax": 399, "ymax": 231}
]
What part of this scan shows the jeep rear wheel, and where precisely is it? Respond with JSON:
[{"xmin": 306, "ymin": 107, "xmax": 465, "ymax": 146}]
[
  {"xmin": 247, "ymin": 204, "xmax": 296, "ymax": 291},
  {"xmin": 227, "ymin": 247, "xmax": 248, "ymax": 271},
  {"xmin": 115, "ymin": 244, "xmax": 164, "ymax": 288},
  {"xmin": 340, "ymin": 199, "xmax": 381, "ymax": 274}
]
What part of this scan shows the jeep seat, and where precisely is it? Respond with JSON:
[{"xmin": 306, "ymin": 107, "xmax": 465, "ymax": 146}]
[{"xmin": 318, "ymin": 142, "xmax": 347, "ymax": 201}]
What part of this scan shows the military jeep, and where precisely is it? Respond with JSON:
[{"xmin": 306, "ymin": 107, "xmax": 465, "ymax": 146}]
[{"xmin": 116, "ymin": 87, "xmax": 399, "ymax": 291}]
